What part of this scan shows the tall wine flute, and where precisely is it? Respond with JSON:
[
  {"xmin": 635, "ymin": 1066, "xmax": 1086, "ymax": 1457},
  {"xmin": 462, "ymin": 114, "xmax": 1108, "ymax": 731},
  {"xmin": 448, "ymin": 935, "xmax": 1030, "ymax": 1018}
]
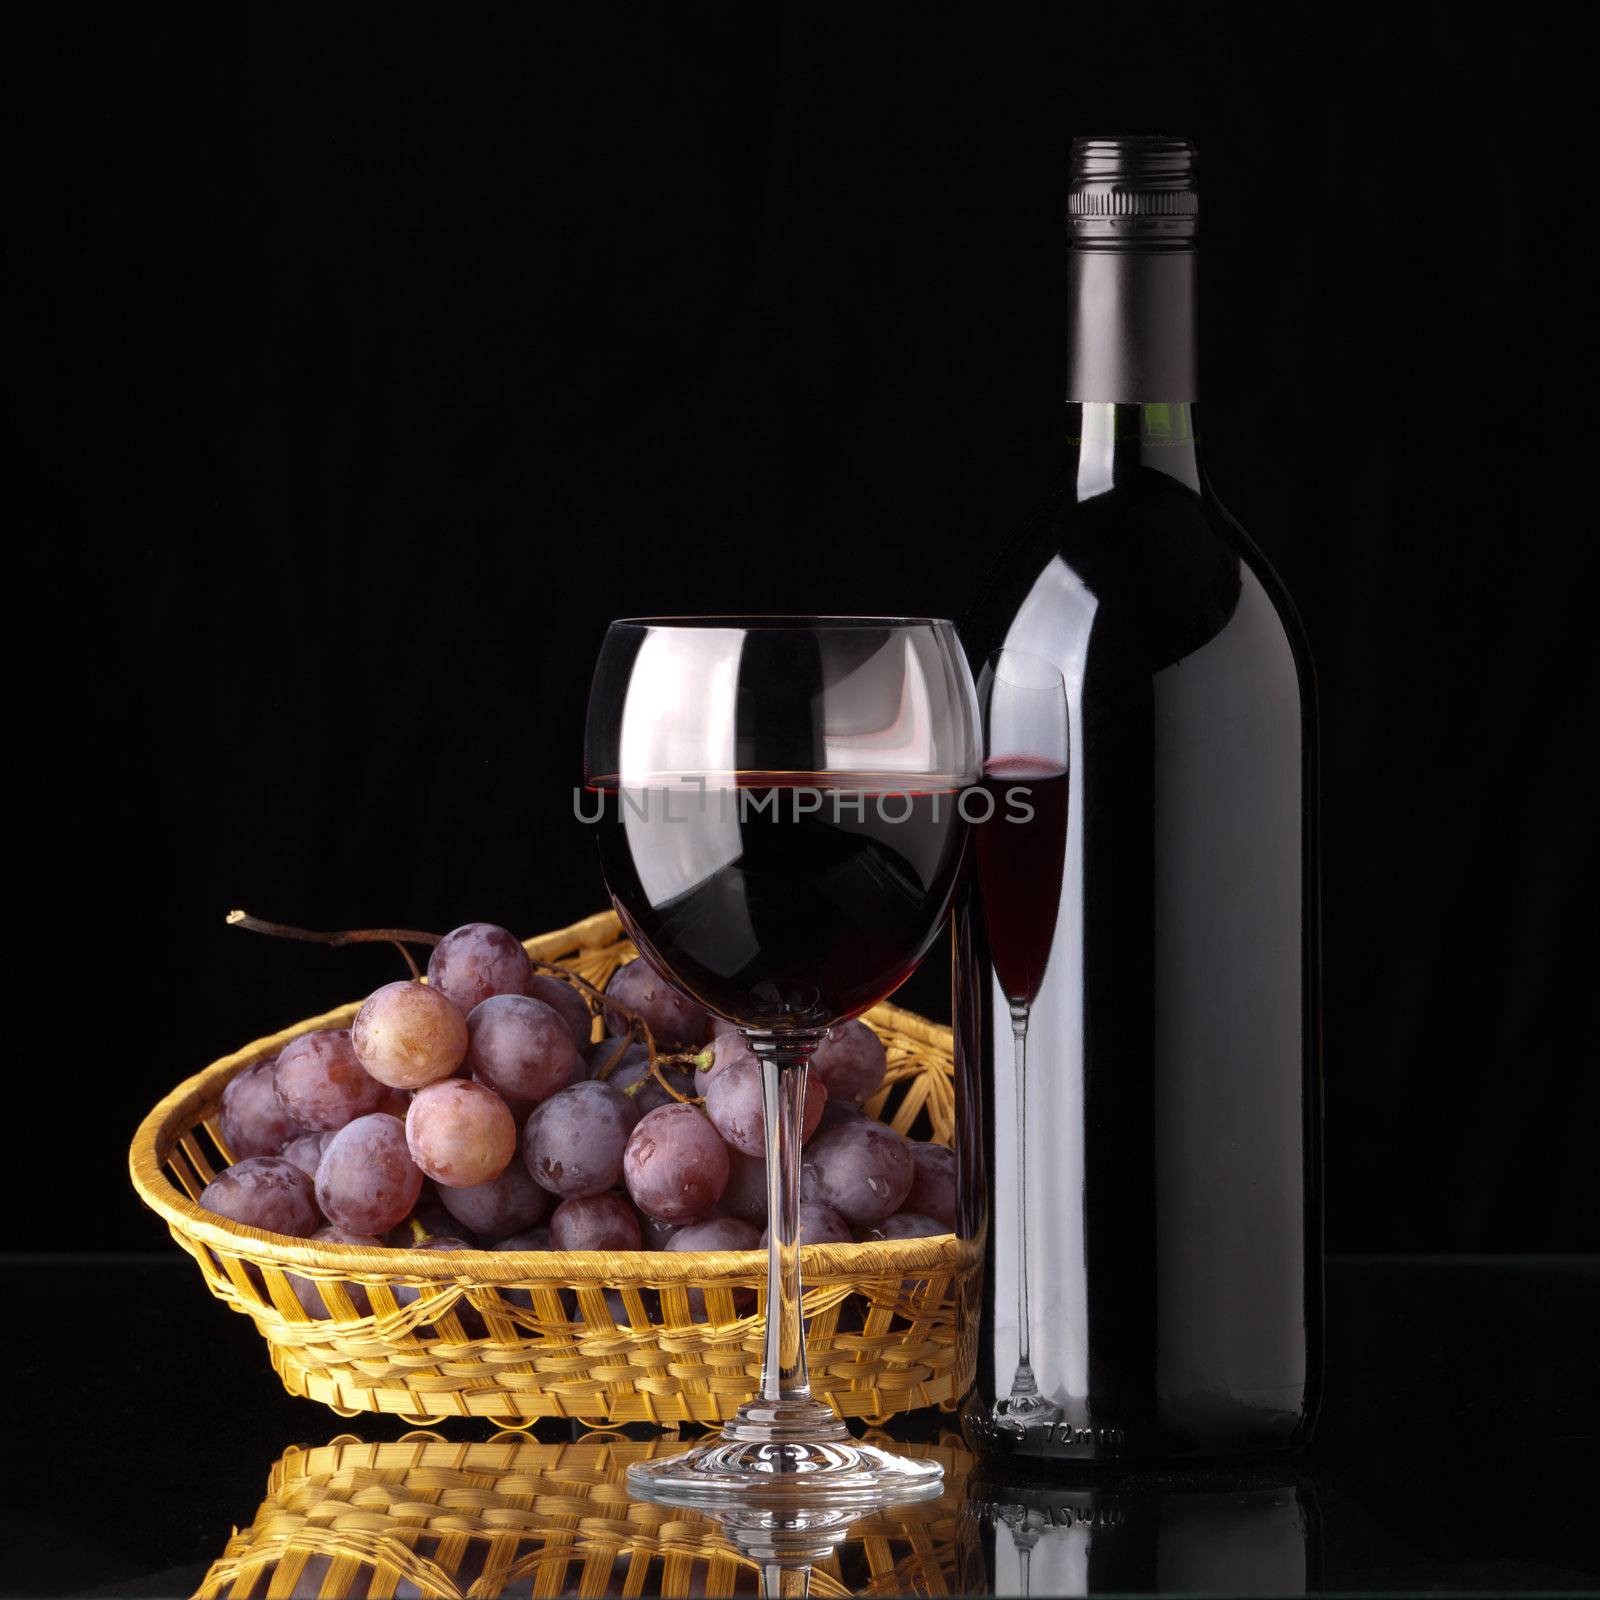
[
  {"xmin": 974, "ymin": 650, "xmax": 1070, "ymax": 1429},
  {"xmin": 584, "ymin": 617, "xmax": 979, "ymax": 1510}
]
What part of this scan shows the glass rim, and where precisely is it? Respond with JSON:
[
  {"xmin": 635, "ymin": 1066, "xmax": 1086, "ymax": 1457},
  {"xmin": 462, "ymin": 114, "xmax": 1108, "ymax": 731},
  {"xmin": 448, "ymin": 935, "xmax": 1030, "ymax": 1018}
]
[{"xmin": 606, "ymin": 614, "xmax": 957, "ymax": 631}]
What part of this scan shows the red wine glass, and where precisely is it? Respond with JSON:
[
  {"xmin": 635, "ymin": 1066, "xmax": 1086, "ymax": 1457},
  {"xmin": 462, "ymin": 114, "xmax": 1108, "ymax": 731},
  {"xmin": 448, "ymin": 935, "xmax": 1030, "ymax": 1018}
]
[
  {"xmin": 584, "ymin": 616, "xmax": 979, "ymax": 1511},
  {"xmin": 975, "ymin": 648, "xmax": 1070, "ymax": 1429}
]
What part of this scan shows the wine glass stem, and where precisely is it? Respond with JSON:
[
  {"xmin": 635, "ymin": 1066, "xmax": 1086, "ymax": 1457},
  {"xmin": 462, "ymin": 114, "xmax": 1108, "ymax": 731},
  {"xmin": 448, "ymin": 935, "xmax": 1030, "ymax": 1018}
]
[
  {"xmin": 758, "ymin": 1047, "xmax": 815, "ymax": 1404},
  {"xmin": 1009, "ymin": 1001, "xmax": 1040, "ymax": 1398}
]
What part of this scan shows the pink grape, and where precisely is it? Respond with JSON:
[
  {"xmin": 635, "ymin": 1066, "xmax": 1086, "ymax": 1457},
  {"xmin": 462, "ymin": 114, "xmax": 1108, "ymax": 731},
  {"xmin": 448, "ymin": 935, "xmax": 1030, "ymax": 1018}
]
[
  {"xmin": 809, "ymin": 1020, "xmax": 887, "ymax": 1103},
  {"xmin": 406, "ymin": 1079, "xmax": 517, "ymax": 1188},
  {"xmin": 273, "ymin": 1029, "xmax": 388, "ymax": 1131},
  {"xmin": 199, "ymin": 1156, "xmax": 318, "ymax": 1237},
  {"xmin": 549, "ymin": 1192, "xmax": 642, "ymax": 1251},
  {"xmin": 859, "ymin": 1212, "xmax": 947, "ymax": 1240},
  {"xmin": 718, "ymin": 1149, "xmax": 769, "ymax": 1226},
  {"xmin": 703, "ymin": 1055, "xmax": 825, "ymax": 1157},
  {"xmin": 352, "ymin": 980, "xmax": 468, "ymax": 1088},
  {"xmin": 316, "ymin": 1113, "xmax": 423, "ymax": 1235},
  {"xmin": 436, "ymin": 1159, "xmax": 552, "ymax": 1239},
  {"xmin": 668, "ymin": 1217, "xmax": 760, "ymax": 1253},
  {"xmin": 904, "ymin": 1141, "xmax": 956, "ymax": 1227},
  {"xmin": 522, "ymin": 1080, "xmax": 639, "ymax": 1198},
  {"xmin": 800, "ymin": 1120, "xmax": 913, "ymax": 1226},
  {"xmin": 426, "ymin": 922, "xmax": 532, "ymax": 1014},
  {"xmin": 527, "ymin": 973, "xmax": 593, "ymax": 1050},
  {"xmin": 466, "ymin": 994, "xmax": 580, "ymax": 1107},
  {"xmin": 218, "ymin": 1059, "xmax": 302, "ymax": 1158},
  {"xmin": 279, "ymin": 1131, "xmax": 330, "ymax": 1180},
  {"xmin": 623, "ymin": 1102, "xmax": 730, "ymax": 1222},
  {"xmin": 603, "ymin": 958, "xmax": 711, "ymax": 1047},
  {"xmin": 761, "ymin": 1201, "xmax": 852, "ymax": 1248},
  {"xmin": 287, "ymin": 1226, "xmax": 380, "ymax": 1318}
]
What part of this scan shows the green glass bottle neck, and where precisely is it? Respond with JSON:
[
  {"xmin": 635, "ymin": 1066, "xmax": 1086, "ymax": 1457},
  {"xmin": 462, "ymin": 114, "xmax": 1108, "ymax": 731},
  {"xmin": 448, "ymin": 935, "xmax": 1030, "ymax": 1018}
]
[{"xmin": 1065, "ymin": 402, "xmax": 1202, "ymax": 496}]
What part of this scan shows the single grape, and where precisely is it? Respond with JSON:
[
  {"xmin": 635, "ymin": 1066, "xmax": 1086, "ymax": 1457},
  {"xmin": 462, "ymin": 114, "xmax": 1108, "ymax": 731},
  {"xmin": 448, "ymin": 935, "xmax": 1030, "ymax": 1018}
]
[
  {"xmin": 637, "ymin": 1211, "xmax": 683, "ymax": 1249},
  {"xmin": 287, "ymin": 1225, "xmax": 380, "ymax": 1318},
  {"xmin": 199, "ymin": 1156, "xmax": 319, "ymax": 1237},
  {"xmin": 859, "ymin": 1212, "xmax": 948, "ymax": 1240},
  {"xmin": 668, "ymin": 1217, "xmax": 760, "ymax": 1252},
  {"xmin": 718, "ymin": 1148, "xmax": 769, "ymax": 1227},
  {"xmin": 903, "ymin": 1141, "xmax": 957, "ymax": 1227},
  {"xmin": 701, "ymin": 1030, "xmax": 753, "ymax": 1078},
  {"xmin": 426, "ymin": 922, "xmax": 532, "ymax": 1014},
  {"xmin": 273, "ymin": 1028, "xmax": 388, "ymax": 1131},
  {"xmin": 799, "ymin": 1119, "xmax": 913, "ymax": 1226},
  {"xmin": 218, "ymin": 1059, "xmax": 303, "ymax": 1158},
  {"xmin": 352, "ymin": 980, "xmax": 468, "ymax": 1089},
  {"xmin": 436, "ymin": 1158, "xmax": 552, "ymax": 1239},
  {"xmin": 607, "ymin": 1051, "xmax": 697, "ymax": 1115},
  {"xmin": 761, "ymin": 1201, "xmax": 852, "ymax": 1248},
  {"xmin": 549, "ymin": 1192, "xmax": 643, "ymax": 1251},
  {"xmin": 405, "ymin": 1079, "xmax": 517, "ymax": 1188},
  {"xmin": 492, "ymin": 1227, "xmax": 552, "ymax": 1252},
  {"xmin": 809, "ymin": 1020, "xmax": 887, "ymax": 1103},
  {"xmin": 279, "ymin": 1131, "xmax": 330, "ymax": 1181},
  {"xmin": 603, "ymin": 958, "xmax": 710, "ymax": 1048},
  {"xmin": 526, "ymin": 972, "xmax": 594, "ymax": 1050},
  {"xmin": 623, "ymin": 1102, "xmax": 730, "ymax": 1222},
  {"xmin": 815, "ymin": 1096, "xmax": 868, "ymax": 1132},
  {"xmin": 316, "ymin": 1113, "xmax": 424, "ymax": 1235},
  {"xmin": 522, "ymin": 1080, "xmax": 640, "ymax": 1198},
  {"xmin": 466, "ymin": 994, "xmax": 581, "ymax": 1107},
  {"xmin": 584, "ymin": 1035, "xmax": 644, "ymax": 1080},
  {"xmin": 703, "ymin": 1054, "xmax": 825, "ymax": 1157}
]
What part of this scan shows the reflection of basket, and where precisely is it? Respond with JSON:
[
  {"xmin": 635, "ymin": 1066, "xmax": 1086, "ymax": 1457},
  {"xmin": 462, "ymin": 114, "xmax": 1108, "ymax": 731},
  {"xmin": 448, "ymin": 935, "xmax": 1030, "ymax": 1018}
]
[
  {"xmin": 197, "ymin": 1431, "xmax": 975, "ymax": 1599},
  {"xmin": 130, "ymin": 910, "xmax": 979, "ymax": 1427}
]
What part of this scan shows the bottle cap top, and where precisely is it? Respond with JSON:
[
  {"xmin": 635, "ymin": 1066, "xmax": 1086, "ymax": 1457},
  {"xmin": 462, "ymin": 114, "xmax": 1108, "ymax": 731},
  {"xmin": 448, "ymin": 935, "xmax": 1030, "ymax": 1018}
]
[{"xmin": 1068, "ymin": 136, "xmax": 1198, "ymax": 247}]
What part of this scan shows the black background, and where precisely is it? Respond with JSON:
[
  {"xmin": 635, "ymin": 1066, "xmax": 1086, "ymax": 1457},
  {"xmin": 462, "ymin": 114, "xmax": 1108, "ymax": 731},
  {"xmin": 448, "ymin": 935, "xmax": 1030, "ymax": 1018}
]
[{"xmin": 29, "ymin": 6, "xmax": 1591, "ymax": 1253}]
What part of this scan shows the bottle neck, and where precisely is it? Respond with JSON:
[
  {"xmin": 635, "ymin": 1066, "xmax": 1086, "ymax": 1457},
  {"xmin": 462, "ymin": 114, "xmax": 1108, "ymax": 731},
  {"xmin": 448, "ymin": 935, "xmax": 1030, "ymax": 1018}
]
[
  {"xmin": 1066, "ymin": 247, "xmax": 1197, "ymax": 406},
  {"xmin": 1066, "ymin": 402, "xmax": 1202, "ymax": 497}
]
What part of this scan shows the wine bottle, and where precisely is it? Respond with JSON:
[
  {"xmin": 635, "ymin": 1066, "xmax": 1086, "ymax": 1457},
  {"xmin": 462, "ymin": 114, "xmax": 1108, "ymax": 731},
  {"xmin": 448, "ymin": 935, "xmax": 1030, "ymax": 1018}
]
[{"xmin": 959, "ymin": 135, "xmax": 1323, "ymax": 1462}]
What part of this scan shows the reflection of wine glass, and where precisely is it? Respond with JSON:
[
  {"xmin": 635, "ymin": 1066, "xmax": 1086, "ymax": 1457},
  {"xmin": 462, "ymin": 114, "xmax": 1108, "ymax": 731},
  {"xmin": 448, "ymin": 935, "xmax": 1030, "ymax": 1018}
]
[
  {"xmin": 584, "ymin": 617, "xmax": 979, "ymax": 1509},
  {"xmin": 974, "ymin": 649, "xmax": 1069, "ymax": 1431}
]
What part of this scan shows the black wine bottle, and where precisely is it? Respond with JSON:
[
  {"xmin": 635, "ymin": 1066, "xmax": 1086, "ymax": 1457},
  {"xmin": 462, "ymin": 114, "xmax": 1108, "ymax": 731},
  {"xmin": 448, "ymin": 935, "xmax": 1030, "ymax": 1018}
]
[{"xmin": 959, "ymin": 136, "xmax": 1323, "ymax": 1463}]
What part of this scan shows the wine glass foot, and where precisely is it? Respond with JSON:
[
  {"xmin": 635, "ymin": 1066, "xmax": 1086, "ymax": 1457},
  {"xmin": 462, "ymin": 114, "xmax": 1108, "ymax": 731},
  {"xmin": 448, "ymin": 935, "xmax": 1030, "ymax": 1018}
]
[
  {"xmin": 992, "ymin": 1392, "xmax": 1063, "ymax": 1435},
  {"xmin": 626, "ymin": 1398, "xmax": 943, "ymax": 1512}
]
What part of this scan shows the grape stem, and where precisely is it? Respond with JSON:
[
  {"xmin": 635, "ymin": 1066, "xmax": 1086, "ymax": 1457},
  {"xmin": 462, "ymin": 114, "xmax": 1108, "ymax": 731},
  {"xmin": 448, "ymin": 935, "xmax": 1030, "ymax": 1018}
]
[{"xmin": 225, "ymin": 910, "xmax": 440, "ymax": 980}]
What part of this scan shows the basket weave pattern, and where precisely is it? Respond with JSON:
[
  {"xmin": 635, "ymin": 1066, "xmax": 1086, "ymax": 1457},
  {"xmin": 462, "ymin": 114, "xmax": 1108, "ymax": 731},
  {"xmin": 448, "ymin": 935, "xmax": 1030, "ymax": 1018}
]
[
  {"xmin": 131, "ymin": 910, "xmax": 977, "ymax": 1427},
  {"xmin": 198, "ymin": 1432, "xmax": 973, "ymax": 1599}
]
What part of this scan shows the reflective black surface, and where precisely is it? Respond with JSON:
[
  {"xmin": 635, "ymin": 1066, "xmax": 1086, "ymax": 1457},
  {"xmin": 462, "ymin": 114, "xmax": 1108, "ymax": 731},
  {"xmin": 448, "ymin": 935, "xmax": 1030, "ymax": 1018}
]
[{"xmin": 1, "ymin": 1255, "xmax": 1594, "ymax": 1595}]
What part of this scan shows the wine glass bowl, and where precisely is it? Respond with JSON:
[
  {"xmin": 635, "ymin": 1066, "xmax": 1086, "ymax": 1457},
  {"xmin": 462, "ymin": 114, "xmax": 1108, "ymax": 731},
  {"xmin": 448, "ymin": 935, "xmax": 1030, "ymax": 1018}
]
[{"xmin": 584, "ymin": 617, "xmax": 978, "ymax": 1509}]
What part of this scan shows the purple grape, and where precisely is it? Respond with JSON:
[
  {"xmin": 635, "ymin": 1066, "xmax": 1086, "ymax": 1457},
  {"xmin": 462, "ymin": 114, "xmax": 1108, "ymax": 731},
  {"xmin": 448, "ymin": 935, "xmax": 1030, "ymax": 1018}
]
[
  {"xmin": 279, "ymin": 1131, "xmax": 330, "ymax": 1181},
  {"xmin": 607, "ymin": 1051, "xmax": 697, "ymax": 1115},
  {"xmin": 466, "ymin": 994, "xmax": 581, "ymax": 1109},
  {"xmin": 761, "ymin": 1201, "xmax": 852, "ymax": 1248},
  {"xmin": 809, "ymin": 1020, "xmax": 887, "ymax": 1103},
  {"xmin": 638, "ymin": 1211, "xmax": 683, "ymax": 1249},
  {"xmin": 584, "ymin": 1036, "xmax": 644, "ymax": 1080},
  {"xmin": 815, "ymin": 1097, "xmax": 868, "ymax": 1133},
  {"xmin": 492, "ymin": 1227, "xmax": 552, "ymax": 1252},
  {"xmin": 287, "ymin": 1225, "xmax": 380, "ymax": 1318},
  {"xmin": 903, "ymin": 1141, "xmax": 956, "ymax": 1227},
  {"xmin": 426, "ymin": 922, "xmax": 532, "ymax": 1014},
  {"xmin": 549, "ymin": 1192, "xmax": 643, "ymax": 1251},
  {"xmin": 218, "ymin": 1059, "xmax": 302, "ymax": 1158},
  {"xmin": 526, "ymin": 972, "xmax": 594, "ymax": 1050},
  {"xmin": 718, "ymin": 1149, "xmax": 769, "ymax": 1227},
  {"xmin": 799, "ymin": 1120, "xmax": 913, "ymax": 1226},
  {"xmin": 702, "ymin": 1030, "xmax": 754, "ymax": 1077},
  {"xmin": 316, "ymin": 1113, "xmax": 423, "ymax": 1235},
  {"xmin": 382, "ymin": 1181, "xmax": 463, "ymax": 1246},
  {"xmin": 668, "ymin": 1217, "xmax": 761, "ymax": 1253},
  {"xmin": 622, "ymin": 1102, "xmax": 730, "ymax": 1222},
  {"xmin": 352, "ymin": 980, "xmax": 469, "ymax": 1088},
  {"xmin": 522, "ymin": 1080, "xmax": 640, "ymax": 1199},
  {"xmin": 859, "ymin": 1212, "xmax": 948, "ymax": 1241},
  {"xmin": 703, "ymin": 1054, "xmax": 826, "ymax": 1157},
  {"xmin": 436, "ymin": 1159, "xmax": 552, "ymax": 1240},
  {"xmin": 199, "ymin": 1156, "xmax": 319, "ymax": 1237},
  {"xmin": 273, "ymin": 1029, "xmax": 388, "ymax": 1131},
  {"xmin": 406, "ymin": 1079, "xmax": 518, "ymax": 1188},
  {"xmin": 603, "ymin": 958, "xmax": 711, "ymax": 1048}
]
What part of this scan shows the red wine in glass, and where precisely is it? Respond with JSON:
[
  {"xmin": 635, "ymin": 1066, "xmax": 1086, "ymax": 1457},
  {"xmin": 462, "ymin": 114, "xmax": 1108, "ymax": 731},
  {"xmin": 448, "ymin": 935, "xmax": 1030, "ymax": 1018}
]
[{"xmin": 977, "ymin": 757, "xmax": 1069, "ymax": 1006}]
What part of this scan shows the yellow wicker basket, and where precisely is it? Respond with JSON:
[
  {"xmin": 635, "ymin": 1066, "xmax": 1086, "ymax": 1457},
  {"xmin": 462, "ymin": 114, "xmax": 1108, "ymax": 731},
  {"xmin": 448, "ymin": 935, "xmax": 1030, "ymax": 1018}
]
[
  {"xmin": 198, "ymin": 1430, "xmax": 975, "ymax": 1599},
  {"xmin": 131, "ymin": 910, "xmax": 978, "ymax": 1427}
]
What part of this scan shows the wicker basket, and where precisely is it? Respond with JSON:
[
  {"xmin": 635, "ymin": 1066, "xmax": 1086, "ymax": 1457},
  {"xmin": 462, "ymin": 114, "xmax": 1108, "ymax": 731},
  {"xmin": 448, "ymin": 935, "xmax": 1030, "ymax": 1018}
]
[
  {"xmin": 130, "ymin": 910, "xmax": 978, "ymax": 1427},
  {"xmin": 198, "ymin": 1429, "xmax": 975, "ymax": 1599}
]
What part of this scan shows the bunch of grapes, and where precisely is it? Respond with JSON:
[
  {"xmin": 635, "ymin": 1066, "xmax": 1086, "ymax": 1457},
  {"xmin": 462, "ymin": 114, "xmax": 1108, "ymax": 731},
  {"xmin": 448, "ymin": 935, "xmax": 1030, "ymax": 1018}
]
[{"xmin": 200, "ymin": 923, "xmax": 957, "ymax": 1313}]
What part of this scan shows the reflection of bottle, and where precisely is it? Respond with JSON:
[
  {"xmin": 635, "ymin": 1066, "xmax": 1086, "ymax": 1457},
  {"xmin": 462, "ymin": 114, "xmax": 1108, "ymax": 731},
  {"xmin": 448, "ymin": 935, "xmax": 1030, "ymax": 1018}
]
[
  {"xmin": 959, "ymin": 134, "xmax": 1322, "ymax": 1464},
  {"xmin": 962, "ymin": 1466, "xmax": 1321, "ymax": 1597}
]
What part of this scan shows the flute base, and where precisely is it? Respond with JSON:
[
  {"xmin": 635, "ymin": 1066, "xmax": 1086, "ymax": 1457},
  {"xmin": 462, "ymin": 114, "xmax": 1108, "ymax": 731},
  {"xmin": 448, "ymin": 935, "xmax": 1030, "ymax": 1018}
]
[{"xmin": 626, "ymin": 1396, "xmax": 943, "ymax": 1513}]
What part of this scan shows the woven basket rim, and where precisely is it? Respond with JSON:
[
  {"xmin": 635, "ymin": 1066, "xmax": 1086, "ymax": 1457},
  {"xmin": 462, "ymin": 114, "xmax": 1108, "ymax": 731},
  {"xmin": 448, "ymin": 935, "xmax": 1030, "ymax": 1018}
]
[{"xmin": 130, "ymin": 908, "xmax": 969, "ymax": 1286}]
